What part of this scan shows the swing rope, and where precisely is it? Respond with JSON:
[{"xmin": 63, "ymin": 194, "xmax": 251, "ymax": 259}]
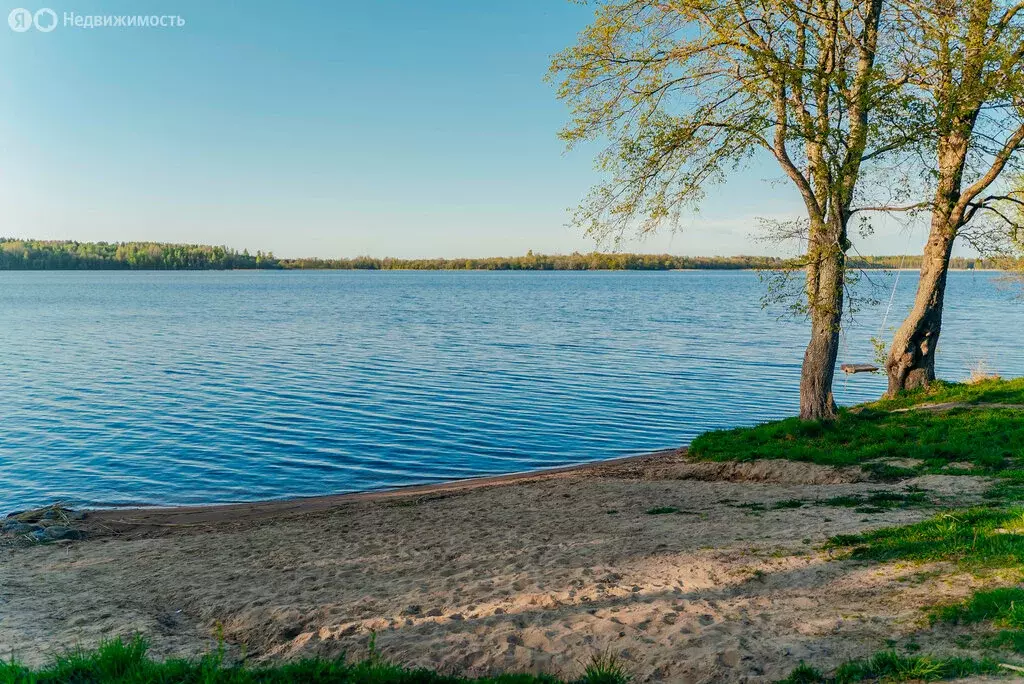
[
  {"xmin": 840, "ymin": 227, "xmax": 917, "ymax": 376},
  {"xmin": 878, "ymin": 251, "xmax": 908, "ymax": 340}
]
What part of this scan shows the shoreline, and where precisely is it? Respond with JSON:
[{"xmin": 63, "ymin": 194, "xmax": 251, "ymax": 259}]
[
  {"xmin": 80, "ymin": 449, "xmax": 681, "ymax": 537},
  {"xmin": 3, "ymin": 446, "xmax": 995, "ymax": 681}
]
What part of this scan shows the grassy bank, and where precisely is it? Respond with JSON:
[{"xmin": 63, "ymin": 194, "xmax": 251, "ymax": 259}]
[{"xmin": 690, "ymin": 378, "xmax": 1024, "ymax": 478}]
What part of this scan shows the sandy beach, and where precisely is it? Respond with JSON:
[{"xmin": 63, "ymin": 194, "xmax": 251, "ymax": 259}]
[{"xmin": 0, "ymin": 451, "xmax": 1001, "ymax": 682}]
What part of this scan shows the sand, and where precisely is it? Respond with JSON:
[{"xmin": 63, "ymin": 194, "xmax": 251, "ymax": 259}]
[{"xmin": 0, "ymin": 451, "xmax": 1003, "ymax": 682}]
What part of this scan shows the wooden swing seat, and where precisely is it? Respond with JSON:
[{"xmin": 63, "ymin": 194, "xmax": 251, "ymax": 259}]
[{"xmin": 841, "ymin": 363, "xmax": 880, "ymax": 374}]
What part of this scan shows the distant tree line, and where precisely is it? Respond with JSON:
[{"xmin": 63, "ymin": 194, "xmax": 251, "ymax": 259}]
[
  {"xmin": 282, "ymin": 253, "xmax": 1014, "ymax": 271},
  {"xmin": 0, "ymin": 239, "xmax": 275, "ymax": 270},
  {"xmin": 0, "ymin": 239, "xmax": 1016, "ymax": 271}
]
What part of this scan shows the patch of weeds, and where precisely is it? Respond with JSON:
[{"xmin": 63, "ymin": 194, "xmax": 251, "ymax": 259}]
[
  {"xmin": 989, "ymin": 629, "xmax": 1024, "ymax": 654},
  {"xmin": 776, "ymin": 650, "xmax": 1001, "ymax": 683},
  {"xmin": 819, "ymin": 490, "xmax": 929, "ymax": 513},
  {"xmin": 863, "ymin": 462, "xmax": 921, "ymax": 482},
  {"xmin": 899, "ymin": 569, "xmax": 943, "ymax": 585},
  {"xmin": 953, "ymin": 634, "xmax": 975, "ymax": 648},
  {"xmin": 822, "ymin": 495, "xmax": 863, "ymax": 507},
  {"xmin": 986, "ymin": 472, "xmax": 1024, "ymax": 503},
  {"xmin": 932, "ymin": 587, "xmax": 1024, "ymax": 629},
  {"xmin": 581, "ymin": 653, "xmax": 630, "ymax": 684},
  {"xmin": 868, "ymin": 491, "xmax": 929, "ymax": 507},
  {"xmin": 931, "ymin": 587, "xmax": 1024, "ymax": 654},
  {"xmin": 832, "ymin": 650, "xmax": 1000, "ymax": 682},
  {"xmin": 0, "ymin": 635, "xmax": 628, "ymax": 684},
  {"xmin": 777, "ymin": 662, "xmax": 823, "ymax": 683},
  {"xmin": 730, "ymin": 502, "xmax": 766, "ymax": 514},
  {"xmin": 773, "ymin": 499, "xmax": 807, "ymax": 509},
  {"xmin": 645, "ymin": 506, "xmax": 679, "ymax": 515},
  {"xmin": 829, "ymin": 507, "xmax": 1024, "ymax": 570}
]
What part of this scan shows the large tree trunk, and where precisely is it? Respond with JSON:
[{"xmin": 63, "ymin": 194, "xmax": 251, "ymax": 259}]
[
  {"xmin": 885, "ymin": 218, "xmax": 956, "ymax": 394},
  {"xmin": 800, "ymin": 218, "xmax": 846, "ymax": 421},
  {"xmin": 800, "ymin": 302, "xmax": 843, "ymax": 420},
  {"xmin": 885, "ymin": 136, "xmax": 968, "ymax": 397}
]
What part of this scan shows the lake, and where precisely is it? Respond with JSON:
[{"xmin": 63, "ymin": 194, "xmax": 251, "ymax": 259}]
[{"xmin": 1, "ymin": 270, "xmax": 1021, "ymax": 510}]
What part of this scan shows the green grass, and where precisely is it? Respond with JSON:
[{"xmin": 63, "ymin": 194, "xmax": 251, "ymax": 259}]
[
  {"xmin": 820, "ymin": 490, "xmax": 930, "ymax": 511},
  {"xmin": 778, "ymin": 663, "xmax": 825, "ymax": 683},
  {"xmin": 932, "ymin": 588, "xmax": 1024, "ymax": 630},
  {"xmin": 932, "ymin": 588, "xmax": 1024, "ymax": 656},
  {"xmin": 829, "ymin": 507, "xmax": 1024, "ymax": 569},
  {"xmin": 0, "ymin": 637, "xmax": 629, "ymax": 684},
  {"xmin": 690, "ymin": 380, "xmax": 1024, "ymax": 474},
  {"xmin": 728, "ymin": 491, "xmax": 930, "ymax": 515},
  {"xmin": 985, "ymin": 470, "xmax": 1024, "ymax": 504},
  {"xmin": 868, "ymin": 378, "xmax": 1024, "ymax": 412},
  {"xmin": 776, "ymin": 651, "xmax": 1002, "ymax": 683}
]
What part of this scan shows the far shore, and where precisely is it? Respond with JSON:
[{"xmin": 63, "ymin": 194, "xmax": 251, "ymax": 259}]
[{"xmin": 0, "ymin": 267, "xmax": 1014, "ymax": 273}]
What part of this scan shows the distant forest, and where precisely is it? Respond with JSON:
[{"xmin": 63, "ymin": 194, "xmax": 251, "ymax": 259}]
[{"xmin": 0, "ymin": 238, "xmax": 1014, "ymax": 271}]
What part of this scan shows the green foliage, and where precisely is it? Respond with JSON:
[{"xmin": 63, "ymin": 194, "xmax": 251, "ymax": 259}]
[
  {"xmin": 0, "ymin": 637, "xmax": 629, "ymax": 684},
  {"xmin": 776, "ymin": 651, "xmax": 1001, "ymax": 683},
  {"xmin": 0, "ymin": 239, "xmax": 275, "ymax": 270},
  {"xmin": 829, "ymin": 508, "xmax": 1024, "ymax": 568},
  {"xmin": 870, "ymin": 336, "xmax": 890, "ymax": 368}
]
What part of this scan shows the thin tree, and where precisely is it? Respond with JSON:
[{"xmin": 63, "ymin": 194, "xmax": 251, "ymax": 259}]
[
  {"xmin": 551, "ymin": 0, "xmax": 899, "ymax": 419},
  {"xmin": 882, "ymin": 0, "xmax": 1024, "ymax": 393}
]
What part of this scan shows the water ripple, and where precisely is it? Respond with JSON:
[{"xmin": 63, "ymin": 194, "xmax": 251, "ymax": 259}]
[{"xmin": 1, "ymin": 270, "xmax": 1021, "ymax": 510}]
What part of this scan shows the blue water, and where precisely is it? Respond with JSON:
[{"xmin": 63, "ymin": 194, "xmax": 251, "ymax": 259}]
[{"xmin": 1, "ymin": 270, "xmax": 1021, "ymax": 510}]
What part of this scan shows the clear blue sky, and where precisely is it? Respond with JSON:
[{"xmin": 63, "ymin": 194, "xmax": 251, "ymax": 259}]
[{"xmin": 1, "ymin": 0, "xmax": 933, "ymax": 258}]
